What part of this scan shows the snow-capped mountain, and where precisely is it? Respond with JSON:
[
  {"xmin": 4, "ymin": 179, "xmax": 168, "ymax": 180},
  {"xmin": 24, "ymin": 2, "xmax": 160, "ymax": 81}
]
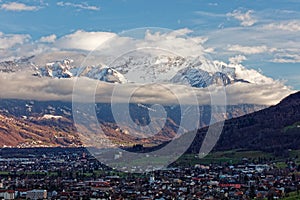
[
  {"xmin": 1, "ymin": 53, "xmax": 278, "ymax": 88},
  {"xmin": 170, "ymin": 67, "xmax": 232, "ymax": 88},
  {"xmin": 0, "ymin": 56, "xmax": 35, "ymax": 73},
  {"xmin": 107, "ymin": 55, "xmax": 219, "ymax": 84},
  {"xmin": 105, "ymin": 55, "xmax": 251, "ymax": 87},
  {"xmin": 213, "ymin": 60, "xmax": 273, "ymax": 85},
  {"xmin": 34, "ymin": 59, "xmax": 128, "ymax": 84},
  {"xmin": 79, "ymin": 65, "xmax": 127, "ymax": 83},
  {"xmin": 35, "ymin": 59, "xmax": 73, "ymax": 78}
]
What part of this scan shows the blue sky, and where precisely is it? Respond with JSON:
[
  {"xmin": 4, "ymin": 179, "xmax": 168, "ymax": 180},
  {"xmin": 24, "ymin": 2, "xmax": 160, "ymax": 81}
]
[
  {"xmin": 0, "ymin": 0, "xmax": 299, "ymax": 37},
  {"xmin": 0, "ymin": 0, "xmax": 300, "ymax": 89}
]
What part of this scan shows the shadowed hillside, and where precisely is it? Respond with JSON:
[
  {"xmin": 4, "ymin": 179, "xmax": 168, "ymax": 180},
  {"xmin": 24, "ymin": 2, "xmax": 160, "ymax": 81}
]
[{"xmin": 189, "ymin": 91, "xmax": 300, "ymax": 155}]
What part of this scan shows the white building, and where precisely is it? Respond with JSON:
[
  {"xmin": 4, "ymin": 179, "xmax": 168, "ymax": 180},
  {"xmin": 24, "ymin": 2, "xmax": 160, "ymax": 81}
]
[
  {"xmin": 26, "ymin": 189, "xmax": 47, "ymax": 200},
  {"xmin": 0, "ymin": 190, "xmax": 15, "ymax": 200}
]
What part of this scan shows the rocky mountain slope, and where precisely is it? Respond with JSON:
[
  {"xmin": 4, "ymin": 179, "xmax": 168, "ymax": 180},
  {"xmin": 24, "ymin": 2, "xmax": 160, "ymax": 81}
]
[
  {"xmin": 0, "ymin": 112, "xmax": 80, "ymax": 147},
  {"xmin": 0, "ymin": 98, "xmax": 266, "ymax": 148},
  {"xmin": 2, "ymin": 90, "xmax": 298, "ymax": 151}
]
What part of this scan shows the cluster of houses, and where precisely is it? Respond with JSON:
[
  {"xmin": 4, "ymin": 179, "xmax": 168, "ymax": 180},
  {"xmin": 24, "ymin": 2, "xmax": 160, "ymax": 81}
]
[
  {"xmin": 0, "ymin": 148, "xmax": 299, "ymax": 199},
  {"xmin": 0, "ymin": 189, "xmax": 46, "ymax": 199}
]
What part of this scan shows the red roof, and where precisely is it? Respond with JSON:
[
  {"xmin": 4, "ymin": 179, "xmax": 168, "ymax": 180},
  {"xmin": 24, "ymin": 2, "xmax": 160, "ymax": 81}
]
[{"xmin": 219, "ymin": 183, "xmax": 241, "ymax": 189}]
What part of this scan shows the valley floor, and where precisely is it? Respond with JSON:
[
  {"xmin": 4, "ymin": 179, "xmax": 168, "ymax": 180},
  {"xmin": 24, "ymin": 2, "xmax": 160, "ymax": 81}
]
[{"xmin": 0, "ymin": 148, "xmax": 300, "ymax": 199}]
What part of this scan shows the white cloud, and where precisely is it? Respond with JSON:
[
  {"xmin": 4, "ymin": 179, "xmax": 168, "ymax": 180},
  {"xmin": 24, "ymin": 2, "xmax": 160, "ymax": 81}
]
[
  {"xmin": 137, "ymin": 29, "xmax": 206, "ymax": 57},
  {"xmin": 54, "ymin": 30, "xmax": 116, "ymax": 51},
  {"xmin": 0, "ymin": 29, "xmax": 210, "ymax": 61},
  {"xmin": 0, "ymin": 2, "xmax": 39, "ymax": 11},
  {"xmin": 57, "ymin": 1, "xmax": 100, "ymax": 11},
  {"xmin": 206, "ymin": 25, "xmax": 300, "ymax": 65},
  {"xmin": 204, "ymin": 47, "xmax": 214, "ymax": 53},
  {"xmin": 0, "ymin": 71, "xmax": 293, "ymax": 106},
  {"xmin": 39, "ymin": 34, "xmax": 57, "ymax": 43},
  {"xmin": 166, "ymin": 28, "xmax": 193, "ymax": 37},
  {"xmin": 192, "ymin": 36, "xmax": 208, "ymax": 44},
  {"xmin": 227, "ymin": 9, "xmax": 257, "ymax": 27},
  {"xmin": 228, "ymin": 55, "xmax": 247, "ymax": 64},
  {"xmin": 2, "ymin": 27, "xmax": 300, "ymax": 67},
  {"xmin": 0, "ymin": 32, "xmax": 30, "ymax": 49},
  {"xmin": 54, "ymin": 29, "xmax": 208, "ymax": 57},
  {"xmin": 208, "ymin": 3, "xmax": 218, "ymax": 6},
  {"xmin": 195, "ymin": 11, "xmax": 225, "ymax": 18},
  {"xmin": 225, "ymin": 81, "xmax": 292, "ymax": 105},
  {"xmin": 272, "ymin": 53, "xmax": 300, "ymax": 63},
  {"xmin": 227, "ymin": 45, "xmax": 273, "ymax": 55},
  {"xmin": 264, "ymin": 20, "xmax": 300, "ymax": 32}
]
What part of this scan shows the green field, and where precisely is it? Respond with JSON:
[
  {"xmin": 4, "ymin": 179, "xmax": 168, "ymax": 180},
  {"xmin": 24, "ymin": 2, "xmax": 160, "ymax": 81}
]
[
  {"xmin": 282, "ymin": 192, "xmax": 300, "ymax": 200},
  {"xmin": 174, "ymin": 149, "xmax": 300, "ymax": 167}
]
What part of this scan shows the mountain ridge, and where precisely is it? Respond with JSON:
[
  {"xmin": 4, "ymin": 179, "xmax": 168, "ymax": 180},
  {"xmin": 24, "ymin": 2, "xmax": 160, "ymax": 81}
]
[
  {"xmin": 188, "ymin": 91, "xmax": 300, "ymax": 154},
  {"xmin": 1, "ymin": 55, "xmax": 274, "ymax": 89}
]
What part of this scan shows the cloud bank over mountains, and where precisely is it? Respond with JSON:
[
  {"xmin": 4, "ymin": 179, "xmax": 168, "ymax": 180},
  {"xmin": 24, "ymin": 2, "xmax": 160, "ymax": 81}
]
[
  {"xmin": 0, "ymin": 28, "xmax": 293, "ymax": 106},
  {"xmin": 0, "ymin": 70, "xmax": 292, "ymax": 106}
]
